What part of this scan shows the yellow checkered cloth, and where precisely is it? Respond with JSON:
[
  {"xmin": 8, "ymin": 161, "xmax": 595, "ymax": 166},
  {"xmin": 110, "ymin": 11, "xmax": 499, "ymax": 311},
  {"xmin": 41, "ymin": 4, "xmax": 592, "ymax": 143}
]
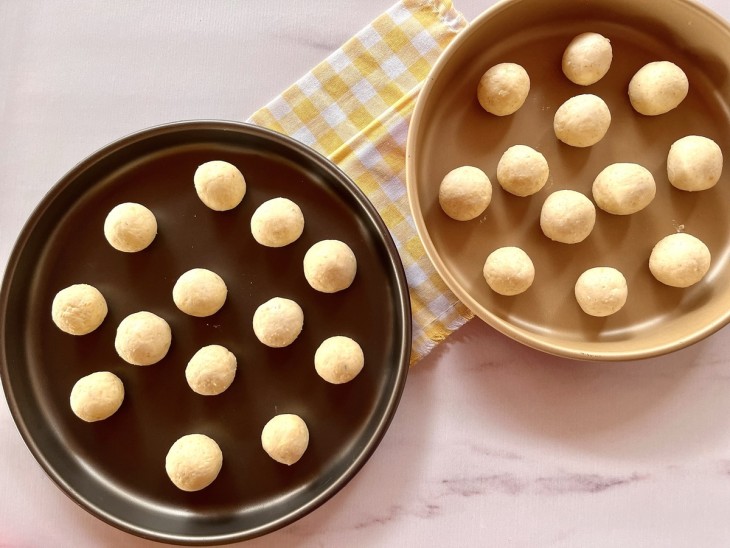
[{"xmin": 249, "ymin": 0, "xmax": 471, "ymax": 364}]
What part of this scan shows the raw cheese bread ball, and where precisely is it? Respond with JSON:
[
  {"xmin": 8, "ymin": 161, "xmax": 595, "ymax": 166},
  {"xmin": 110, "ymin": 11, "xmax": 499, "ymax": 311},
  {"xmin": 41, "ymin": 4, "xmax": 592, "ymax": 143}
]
[
  {"xmin": 554, "ymin": 94, "xmax": 611, "ymax": 147},
  {"xmin": 70, "ymin": 371, "xmax": 124, "ymax": 422},
  {"xmin": 115, "ymin": 311, "xmax": 171, "ymax": 366},
  {"xmin": 253, "ymin": 297, "xmax": 304, "ymax": 348},
  {"xmin": 261, "ymin": 414, "xmax": 309, "ymax": 465},
  {"xmin": 540, "ymin": 190, "xmax": 596, "ymax": 244},
  {"xmin": 193, "ymin": 160, "xmax": 246, "ymax": 211},
  {"xmin": 185, "ymin": 345, "xmax": 237, "ymax": 396},
  {"xmin": 103, "ymin": 202, "xmax": 157, "ymax": 253},
  {"xmin": 629, "ymin": 61, "xmax": 688, "ymax": 116},
  {"xmin": 251, "ymin": 197, "xmax": 305, "ymax": 247},
  {"xmin": 574, "ymin": 267, "xmax": 628, "ymax": 317},
  {"xmin": 477, "ymin": 62, "xmax": 530, "ymax": 116},
  {"xmin": 303, "ymin": 240, "xmax": 357, "ymax": 293},
  {"xmin": 592, "ymin": 163, "xmax": 656, "ymax": 215},
  {"xmin": 562, "ymin": 32, "xmax": 613, "ymax": 86},
  {"xmin": 496, "ymin": 145, "xmax": 549, "ymax": 197},
  {"xmin": 649, "ymin": 233, "xmax": 711, "ymax": 288},
  {"xmin": 173, "ymin": 268, "xmax": 227, "ymax": 317},
  {"xmin": 438, "ymin": 166, "xmax": 492, "ymax": 220},
  {"xmin": 52, "ymin": 283, "xmax": 108, "ymax": 336},
  {"xmin": 165, "ymin": 434, "xmax": 223, "ymax": 492},
  {"xmin": 483, "ymin": 247, "xmax": 535, "ymax": 296},
  {"xmin": 314, "ymin": 336, "xmax": 364, "ymax": 384},
  {"xmin": 667, "ymin": 135, "xmax": 723, "ymax": 191}
]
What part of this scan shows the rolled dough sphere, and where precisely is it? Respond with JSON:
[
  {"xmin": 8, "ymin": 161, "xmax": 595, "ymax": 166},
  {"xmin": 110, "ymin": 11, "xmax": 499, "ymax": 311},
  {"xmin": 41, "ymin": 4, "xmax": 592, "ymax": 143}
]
[
  {"xmin": 185, "ymin": 345, "xmax": 237, "ymax": 396},
  {"xmin": 253, "ymin": 297, "xmax": 304, "ymax": 348},
  {"xmin": 562, "ymin": 32, "xmax": 613, "ymax": 86},
  {"xmin": 439, "ymin": 166, "xmax": 493, "ymax": 220},
  {"xmin": 540, "ymin": 190, "xmax": 596, "ymax": 244},
  {"xmin": 52, "ymin": 283, "xmax": 108, "ymax": 336},
  {"xmin": 629, "ymin": 61, "xmax": 688, "ymax": 116},
  {"xmin": 483, "ymin": 247, "xmax": 535, "ymax": 296},
  {"xmin": 314, "ymin": 336, "xmax": 364, "ymax": 384},
  {"xmin": 477, "ymin": 62, "xmax": 530, "ymax": 116},
  {"xmin": 303, "ymin": 240, "xmax": 357, "ymax": 293},
  {"xmin": 251, "ymin": 197, "xmax": 305, "ymax": 247},
  {"xmin": 70, "ymin": 371, "xmax": 124, "ymax": 422},
  {"xmin": 165, "ymin": 434, "xmax": 222, "ymax": 492},
  {"xmin": 173, "ymin": 268, "xmax": 227, "ymax": 317},
  {"xmin": 261, "ymin": 414, "xmax": 309, "ymax": 465},
  {"xmin": 103, "ymin": 202, "xmax": 157, "ymax": 253},
  {"xmin": 667, "ymin": 135, "xmax": 723, "ymax": 191},
  {"xmin": 553, "ymin": 94, "xmax": 611, "ymax": 147},
  {"xmin": 194, "ymin": 160, "xmax": 246, "ymax": 211},
  {"xmin": 649, "ymin": 233, "xmax": 711, "ymax": 288},
  {"xmin": 574, "ymin": 267, "xmax": 628, "ymax": 317},
  {"xmin": 592, "ymin": 163, "xmax": 656, "ymax": 215},
  {"xmin": 115, "ymin": 311, "xmax": 171, "ymax": 366},
  {"xmin": 496, "ymin": 145, "xmax": 549, "ymax": 197}
]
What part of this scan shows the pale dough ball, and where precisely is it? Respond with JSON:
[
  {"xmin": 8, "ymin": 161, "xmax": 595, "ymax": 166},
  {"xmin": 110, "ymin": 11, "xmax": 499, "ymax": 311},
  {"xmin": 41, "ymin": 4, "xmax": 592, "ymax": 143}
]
[
  {"xmin": 165, "ymin": 434, "xmax": 222, "ymax": 492},
  {"xmin": 115, "ymin": 311, "xmax": 171, "ymax": 366},
  {"xmin": 303, "ymin": 240, "xmax": 357, "ymax": 293},
  {"xmin": 103, "ymin": 202, "xmax": 157, "ymax": 253},
  {"xmin": 554, "ymin": 94, "xmax": 611, "ymax": 147},
  {"xmin": 438, "ymin": 166, "xmax": 493, "ymax": 220},
  {"xmin": 51, "ymin": 283, "xmax": 108, "ymax": 336},
  {"xmin": 251, "ymin": 197, "xmax": 305, "ymax": 247},
  {"xmin": 194, "ymin": 160, "xmax": 246, "ymax": 211},
  {"xmin": 574, "ymin": 267, "xmax": 628, "ymax": 317},
  {"xmin": 483, "ymin": 247, "xmax": 535, "ymax": 296},
  {"xmin": 261, "ymin": 414, "xmax": 309, "ymax": 466},
  {"xmin": 649, "ymin": 233, "xmax": 711, "ymax": 288},
  {"xmin": 562, "ymin": 32, "xmax": 613, "ymax": 86},
  {"xmin": 540, "ymin": 190, "xmax": 596, "ymax": 244},
  {"xmin": 592, "ymin": 163, "xmax": 656, "ymax": 215},
  {"xmin": 70, "ymin": 371, "xmax": 124, "ymax": 422},
  {"xmin": 185, "ymin": 345, "xmax": 237, "ymax": 396},
  {"xmin": 629, "ymin": 61, "xmax": 688, "ymax": 116},
  {"xmin": 314, "ymin": 336, "xmax": 364, "ymax": 384},
  {"xmin": 253, "ymin": 297, "xmax": 304, "ymax": 348},
  {"xmin": 496, "ymin": 145, "xmax": 549, "ymax": 197},
  {"xmin": 477, "ymin": 62, "xmax": 530, "ymax": 116},
  {"xmin": 667, "ymin": 135, "xmax": 723, "ymax": 191},
  {"xmin": 173, "ymin": 268, "xmax": 227, "ymax": 317}
]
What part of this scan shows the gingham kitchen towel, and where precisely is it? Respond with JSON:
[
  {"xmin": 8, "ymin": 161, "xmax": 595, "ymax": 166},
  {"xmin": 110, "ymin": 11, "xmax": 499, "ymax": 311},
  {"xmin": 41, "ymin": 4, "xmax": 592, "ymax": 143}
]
[{"xmin": 249, "ymin": 0, "xmax": 471, "ymax": 364}]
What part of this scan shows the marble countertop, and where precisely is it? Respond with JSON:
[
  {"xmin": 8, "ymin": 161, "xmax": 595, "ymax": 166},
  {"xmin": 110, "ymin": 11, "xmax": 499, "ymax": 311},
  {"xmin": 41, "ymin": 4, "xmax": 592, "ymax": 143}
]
[{"xmin": 2, "ymin": 1, "xmax": 730, "ymax": 546}]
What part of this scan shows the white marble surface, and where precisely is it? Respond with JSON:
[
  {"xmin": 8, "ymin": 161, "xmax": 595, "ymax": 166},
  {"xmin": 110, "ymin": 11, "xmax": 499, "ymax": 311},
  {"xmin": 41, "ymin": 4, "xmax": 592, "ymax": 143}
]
[{"xmin": 2, "ymin": 0, "xmax": 730, "ymax": 546}]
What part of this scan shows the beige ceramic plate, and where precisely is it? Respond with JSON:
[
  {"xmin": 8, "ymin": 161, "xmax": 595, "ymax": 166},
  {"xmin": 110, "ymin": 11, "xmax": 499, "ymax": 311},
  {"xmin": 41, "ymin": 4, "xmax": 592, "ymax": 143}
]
[{"xmin": 407, "ymin": 0, "xmax": 730, "ymax": 360}]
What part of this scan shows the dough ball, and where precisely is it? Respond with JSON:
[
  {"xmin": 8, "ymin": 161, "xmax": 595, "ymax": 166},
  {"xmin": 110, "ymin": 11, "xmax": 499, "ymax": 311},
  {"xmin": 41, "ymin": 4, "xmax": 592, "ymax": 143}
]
[
  {"xmin": 574, "ymin": 267, "xmax": 628, "ymax": 317},
  {"xmin": 251, "ymin": 197, "xmax": 305, "ymax": 247},
  {"xmin": 540, "ymin": 190, "xmax": 596, "ymax": 244},
  {"xmin": 70, "ymin": 371, "xmax": 124, "ymax": 422},
  {"xmin": 592, "ymin": 163, "xmax": 656, "ymax": 215},
  {"xmin": 667, "ymin": 135, "xmax": 723, "ymax": 191},
  {"xmin": 496, "ymin": 145, "xmax": 549, "ymax": 197},
  {"xmin": 253, "ymin": 297, "xmax": 304, "ymax": 348},
  {"xmin": 303, "ymin": 240, "xmax": 357, "ymax": 293},
  {"xmin": 186, "ymin": 345, "xmax": 237, "ymax": 396},
  {"xmin": 194, "ymin": 160, "xmax": 246, "ymax": 211},
  {"xmin": 553, "ymin": 94, "xmax": 611, "ymax": 147},
  {"xmin": 629, "ymin": 61, "xmax": 688, "ymax": 116},
  {"xmin": 439, "ymin": 166, "xmax": 493, "ymax": 220},
  {"xmin": 115, "ymin": 311, "xmax": 171, "ymax": 366},
  {"xmin": 261, "ymin": 414, "xmax": 309, "ymax": 465},
  {"xmin": 173, "ymin": 268, "xmax": 227, "ymax": 317},
  {"xmin": 477, "ymin": 62, "xmax": 530, "ymax": 116},
  {"xmin": 483, "ymin": 247, "xmax": 535, "ymax": 296},
  {"xmin": 165, "ymin": 434, "xmax": 222, "ymax": 492},
  {"xmin": 649, "ymin": 233, "xmax": 711, "ymax": 288},
  {"xmin": 562, "ymin": 32, "xmax": 613, "ymax": 86},
  {"xmin": 103, "ymin": 202, "xmax": 157, "ymax": 253},
  {"xmin": 314, "ymin": 336, "xmax": 364, "ymax": 384},
  {"xmin": 51, "ymin": 283, "xmax": 108, "ymax": 336}
]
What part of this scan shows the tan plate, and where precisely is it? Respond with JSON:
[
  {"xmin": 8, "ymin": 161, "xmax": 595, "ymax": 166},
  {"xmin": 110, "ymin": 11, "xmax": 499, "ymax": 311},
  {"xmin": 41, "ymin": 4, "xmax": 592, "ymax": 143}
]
[{"xmin": 407, "ymin": 0, "xmax": 730, "ymax": 360}]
